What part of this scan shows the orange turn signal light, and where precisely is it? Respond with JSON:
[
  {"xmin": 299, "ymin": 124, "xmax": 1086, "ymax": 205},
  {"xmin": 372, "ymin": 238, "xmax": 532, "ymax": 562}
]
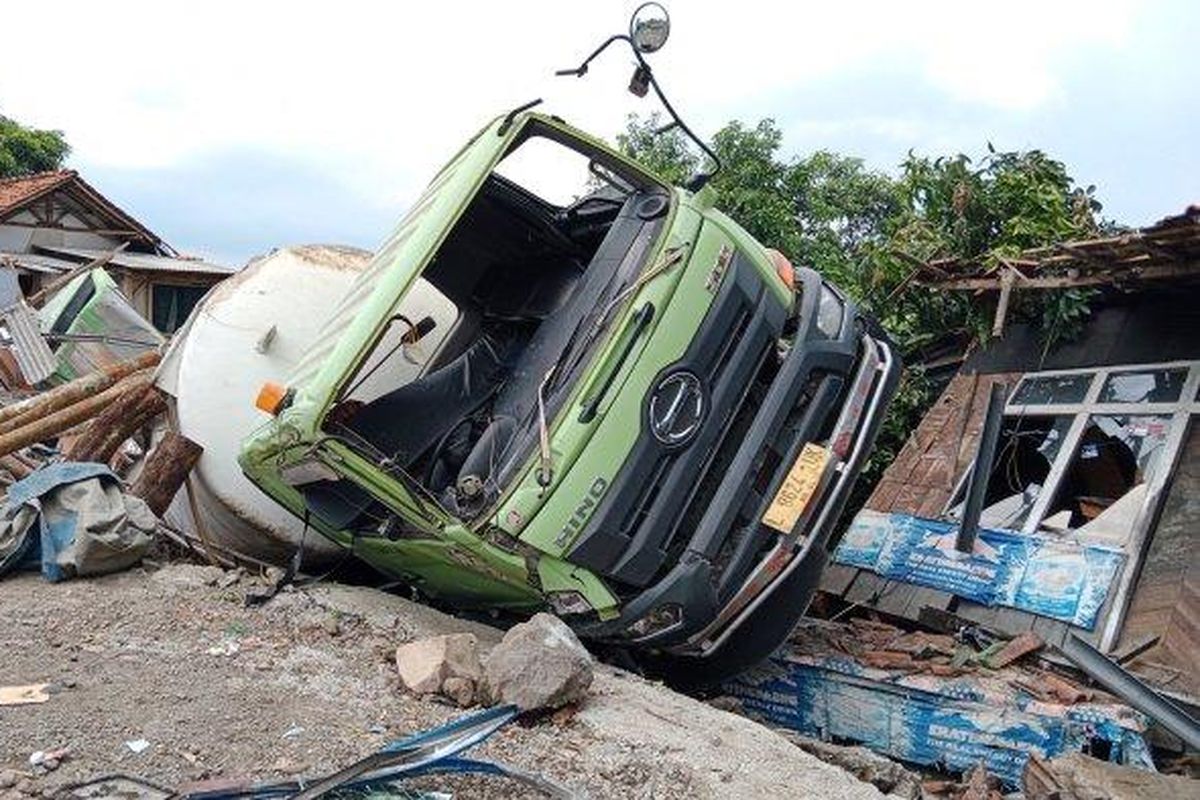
[
  {"xmin": 766, "ymin": 249, "xmax": 796, "ymax": 291},
  {"xmin": 255, "ymin": 381, "xmax": 288, "ymax": 416}
]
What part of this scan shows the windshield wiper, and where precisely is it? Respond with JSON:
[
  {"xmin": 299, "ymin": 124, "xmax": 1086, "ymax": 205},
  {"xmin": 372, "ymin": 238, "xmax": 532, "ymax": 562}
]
[
  {"xmin": 561, "ymin": 242, "xmax": 688, "ymax": 382},
  {"xmin": 578, "ymin": 301, "xmax": 655, "ymax": 423},
  {"xmin": 516, "ymin": 241, "xmax": 690, "ymax": 484}
]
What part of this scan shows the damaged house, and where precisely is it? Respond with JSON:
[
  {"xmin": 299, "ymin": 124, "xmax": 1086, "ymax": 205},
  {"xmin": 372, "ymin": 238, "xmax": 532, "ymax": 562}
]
[
  {"xmin": 0, "ymin": 169, "xmax": 233, "ymax": 334},
  {"xmin": 818, "ymin": 206, "xmax": 1199, "ymax": 695},
  {"xmin": 727, "ymin": 207, "xmax": 1200, "ymax": 786}
]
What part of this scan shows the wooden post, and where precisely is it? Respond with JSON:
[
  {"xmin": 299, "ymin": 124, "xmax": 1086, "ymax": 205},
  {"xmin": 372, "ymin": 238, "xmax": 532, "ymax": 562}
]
[
  {"xmin": 0, "ymin": 351, "xmax": 160, "ymax": 432},
  {"xmin": 991, "ymin": 269, "xmax": 1016, "ymax": 338},
  {"xmin": 0, "ymin": 370, "xmax": 154, "ymax": 459},
  {"xmin": 129, "ymin": 432, "xmax": 203, "ymax": 517},
  {"xmin": 65, "ymin": 382, "xmax": 167, "ymax": 463},
  {"xmin": 26, "ymin": 242, "xmax": 128, "ymax": 307}
]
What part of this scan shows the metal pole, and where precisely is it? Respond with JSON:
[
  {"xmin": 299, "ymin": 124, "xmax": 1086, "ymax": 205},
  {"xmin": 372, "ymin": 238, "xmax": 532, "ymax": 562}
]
[
  {"xmin": 955, "ymin": 382, "xmax": 1007, "ymax": 552},
  {"xmin": 1061, "ymin": 633, "xmax": 1200, "ymax": 752}
]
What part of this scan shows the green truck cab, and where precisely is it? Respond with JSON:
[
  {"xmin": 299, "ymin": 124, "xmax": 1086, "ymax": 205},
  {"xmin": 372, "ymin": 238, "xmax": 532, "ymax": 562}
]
[{"xmin": 240, "ymin": 8, "xmax": 899, "ymax": 679}]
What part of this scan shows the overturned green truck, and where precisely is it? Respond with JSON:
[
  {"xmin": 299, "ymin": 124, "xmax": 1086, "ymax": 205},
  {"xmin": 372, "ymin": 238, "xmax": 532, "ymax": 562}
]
[{"xmin": 239, "ymin": 10, "xmax": 899, "ymax": 679}]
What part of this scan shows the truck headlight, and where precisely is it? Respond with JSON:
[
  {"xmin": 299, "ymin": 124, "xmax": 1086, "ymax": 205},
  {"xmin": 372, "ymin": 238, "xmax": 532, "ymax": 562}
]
[{"xmin": 815, "ymin": 285, "xmax": 844, "ymax": 339}]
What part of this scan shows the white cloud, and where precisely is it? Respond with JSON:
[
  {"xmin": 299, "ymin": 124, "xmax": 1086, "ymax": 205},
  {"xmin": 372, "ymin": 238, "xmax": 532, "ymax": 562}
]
[{"xmin": 0, "ymin": 0, "xmax": 1143, "ymax": 214}]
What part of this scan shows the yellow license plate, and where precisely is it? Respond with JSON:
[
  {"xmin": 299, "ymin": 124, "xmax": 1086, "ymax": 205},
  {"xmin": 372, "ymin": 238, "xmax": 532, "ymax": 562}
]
[{"xmin": 761, "ymin": 443, "xmax": 832, "ymax": 534}]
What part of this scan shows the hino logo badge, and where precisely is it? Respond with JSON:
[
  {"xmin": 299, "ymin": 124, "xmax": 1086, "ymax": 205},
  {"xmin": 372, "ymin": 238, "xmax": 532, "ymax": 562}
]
[{"xmin": 648, "ymin": 371, "xmax": 705, "ymax": 446}]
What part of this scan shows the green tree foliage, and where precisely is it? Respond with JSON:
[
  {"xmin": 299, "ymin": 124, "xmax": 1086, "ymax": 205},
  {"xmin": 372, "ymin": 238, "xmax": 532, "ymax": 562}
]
[
  {"xmin": 616, "ymin": 115, "xmax": 699, "ymax": 188},
  {"xmin": 617, "ymin": 113, "xmax": 1107, "ymax": 493},
  {"xmin": 0, "ymin": 115, "xmax": 70, "ymax": 178}
]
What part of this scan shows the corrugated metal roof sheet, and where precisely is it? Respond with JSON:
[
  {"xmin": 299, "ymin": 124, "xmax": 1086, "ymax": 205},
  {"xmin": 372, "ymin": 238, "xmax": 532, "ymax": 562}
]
[
  {"xmin": 36, "ymin": 245, "xmax": 236, "ymax": 276},
  {"xmin": 0, "ymin": 267, "xmax": 23, "ymax": 308},
  {"xmin": 2, "ymin": 305, "xmax": 57, "ymax": 384},
  {"xmin": 0, "ymin": 268, "xmax": 57, "ymax": 384}
]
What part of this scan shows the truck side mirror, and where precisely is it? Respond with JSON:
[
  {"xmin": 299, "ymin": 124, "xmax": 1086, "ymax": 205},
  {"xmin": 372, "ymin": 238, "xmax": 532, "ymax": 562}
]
[{"xmin": 630, "ymin": 3, "xmax": 670, "ymax": 53}]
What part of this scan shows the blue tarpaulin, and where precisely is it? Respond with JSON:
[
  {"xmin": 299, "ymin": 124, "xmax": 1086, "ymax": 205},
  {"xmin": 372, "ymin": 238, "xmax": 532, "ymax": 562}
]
[
  {"xmin": 0, "ymin": 462, "xmax": 156, "ymax": 581},
  {"xmin": 833, "ymin": 510, "xmax": 1125, "ymax": 629}
]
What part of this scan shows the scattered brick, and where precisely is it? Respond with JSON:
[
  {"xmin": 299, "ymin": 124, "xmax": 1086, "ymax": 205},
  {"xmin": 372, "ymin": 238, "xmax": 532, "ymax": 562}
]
[{"xmin": 987, "ymin": 631, "xmax": 1044, "ymax": 669}]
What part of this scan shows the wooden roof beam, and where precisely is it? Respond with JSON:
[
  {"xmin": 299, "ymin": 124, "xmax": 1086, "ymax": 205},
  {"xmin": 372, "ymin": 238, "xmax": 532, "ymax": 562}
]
[{"xmin": 921, "ymin": 260, "xmax": 1200, "ymax": 290}]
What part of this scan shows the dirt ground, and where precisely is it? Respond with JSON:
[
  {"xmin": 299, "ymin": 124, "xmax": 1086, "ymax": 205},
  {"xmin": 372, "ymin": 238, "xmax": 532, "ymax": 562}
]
[{"xmin": 0, "ymin": 563, "xmax": 892, "ymax": 799}]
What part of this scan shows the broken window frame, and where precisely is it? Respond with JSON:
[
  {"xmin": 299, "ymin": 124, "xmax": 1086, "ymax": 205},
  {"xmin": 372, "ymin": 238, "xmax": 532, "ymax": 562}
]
[
  {"xmin": 1002, "ymin": 360, "xmax": 1199, "ymax": 539},
  {"xmin": 942, "ymin": 359, "xmax": 1200, "ymax": 649}
]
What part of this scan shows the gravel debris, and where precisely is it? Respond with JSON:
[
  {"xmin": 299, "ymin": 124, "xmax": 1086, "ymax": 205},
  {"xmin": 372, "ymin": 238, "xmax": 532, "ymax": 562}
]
[{"xmin": 0, "ymin": 565, "xmax": 892, "ymax": 799}]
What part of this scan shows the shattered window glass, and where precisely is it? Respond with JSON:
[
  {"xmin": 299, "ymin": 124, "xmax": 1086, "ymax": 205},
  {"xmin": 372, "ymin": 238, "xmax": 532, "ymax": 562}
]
[
  {"xmin": 1041, "ymin": 414, "xmax": 1172, "ymax": 535},
  {"xmin": 1099, "ymin": 368, "xmax": 1187, "ymax": 404},
  {"xmin": 1011, "ymin": 373, "xmax": 1094, "ymax": 405},
  {"xmin": 947, "ymin": 416, "xmax": 1073, "ymax": 530}
]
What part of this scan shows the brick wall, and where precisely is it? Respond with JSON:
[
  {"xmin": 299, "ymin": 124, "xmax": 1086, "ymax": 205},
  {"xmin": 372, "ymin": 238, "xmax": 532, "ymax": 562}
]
[{"xmin": 864, "ymin": 372, "xmax": 1021, "ymax": 519}]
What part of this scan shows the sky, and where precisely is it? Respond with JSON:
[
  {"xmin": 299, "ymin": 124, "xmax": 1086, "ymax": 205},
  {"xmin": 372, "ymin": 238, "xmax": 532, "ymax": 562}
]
[{"xmin": 1, "ymin": 0, "xmax": 1195, "ymax": 266}]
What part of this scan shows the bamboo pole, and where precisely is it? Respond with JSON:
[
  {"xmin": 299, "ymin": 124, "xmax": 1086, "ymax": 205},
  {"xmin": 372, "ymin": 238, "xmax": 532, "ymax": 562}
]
[
  {"xmin": 0, "ymin": 370, "xmax": 153, "ymax": 459},
  {"xmin": 0, "ymin": 351, "xmax": 160, "ymax": 433}
]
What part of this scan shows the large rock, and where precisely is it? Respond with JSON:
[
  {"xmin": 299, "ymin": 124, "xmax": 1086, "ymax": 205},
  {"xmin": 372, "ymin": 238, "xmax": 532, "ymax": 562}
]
[
  {"xmin": 394, "ymin": 633, "xmax": 484, "ymax": 702},
  {"xmin": 485, "ymin": 612, "xmax": 593, "ymax": 711}
]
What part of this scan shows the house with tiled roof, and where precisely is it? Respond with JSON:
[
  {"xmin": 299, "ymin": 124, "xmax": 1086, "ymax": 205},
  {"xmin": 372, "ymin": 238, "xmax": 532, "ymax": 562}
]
[{"xmin": 0, "ymin": 170, "xmax": 235, "ymax": 332}]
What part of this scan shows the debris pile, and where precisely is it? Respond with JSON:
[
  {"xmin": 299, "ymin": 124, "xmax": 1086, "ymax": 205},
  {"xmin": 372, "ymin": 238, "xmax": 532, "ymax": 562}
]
[
  {"xmin": 0, "ymin": 564, "xmax": 901, "ymax": 799},
  {"xmin": 726, "ymin": 617, "xmax": 1156, "ymax": 788},
  {"xmin": 0, "ymin": 349, "xmax": 211, "ymax": 584},
  {"xmin": 0, "ymin": 260, "xmax": 243, "ymax": 585}
]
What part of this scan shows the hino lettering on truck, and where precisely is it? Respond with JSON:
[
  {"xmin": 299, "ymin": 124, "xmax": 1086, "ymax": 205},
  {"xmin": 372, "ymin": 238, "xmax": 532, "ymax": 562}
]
[{"xmin": 556, "ymin": 477, "xmax": 609, "ymax": 549}]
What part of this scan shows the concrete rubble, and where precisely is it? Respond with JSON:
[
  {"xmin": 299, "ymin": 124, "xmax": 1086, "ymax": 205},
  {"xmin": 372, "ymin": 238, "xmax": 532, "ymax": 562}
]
[
  {"xmin": 1023, "ymin": 752, "xmax": 1200, "ymax": 800},
  {"xmin": 396, "ymin": 614, "xmax": 596, "ymax": 713},
  {"xmin": 394, "ymin": 632, "xmax": 485, "ymax": 704},
  {"xmin": 782, "ymin": 734, "xmax": 923, "ymax": 799},
  {"xmin": 0, "ymin": 565, "xmax": 899, "ymax": 799}
]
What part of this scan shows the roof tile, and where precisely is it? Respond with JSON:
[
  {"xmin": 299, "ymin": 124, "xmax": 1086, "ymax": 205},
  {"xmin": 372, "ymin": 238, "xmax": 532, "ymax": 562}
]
[{"xmin": 0, "ymin": 170, "xmax": 76, "ymax": 216}]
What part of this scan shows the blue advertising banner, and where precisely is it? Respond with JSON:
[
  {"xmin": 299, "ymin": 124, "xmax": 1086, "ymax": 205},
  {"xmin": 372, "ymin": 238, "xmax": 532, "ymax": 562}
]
[
  {"xmin": 726, "ymin": 652, "xmax": 1153, "ymax": 787},
  {"xmin": 833, "ymin": 510, "xmax": 1124, "ymax": 629}
]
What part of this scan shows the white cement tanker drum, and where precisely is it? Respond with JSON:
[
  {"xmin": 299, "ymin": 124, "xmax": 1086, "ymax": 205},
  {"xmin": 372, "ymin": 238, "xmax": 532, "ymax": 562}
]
[{"xmin": 158, "ymin": 245, "xmax": 373, "ymax": 565}]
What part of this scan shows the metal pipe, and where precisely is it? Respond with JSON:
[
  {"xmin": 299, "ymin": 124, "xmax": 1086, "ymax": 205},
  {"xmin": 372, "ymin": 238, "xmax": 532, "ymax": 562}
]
[
  {"xmin": 1060, "ymin": 633, "xmax": 1200, "ymax": 752},
  {"xmin": 955, "ymin": 382, "xmax": 1007, "ymax": 552}
]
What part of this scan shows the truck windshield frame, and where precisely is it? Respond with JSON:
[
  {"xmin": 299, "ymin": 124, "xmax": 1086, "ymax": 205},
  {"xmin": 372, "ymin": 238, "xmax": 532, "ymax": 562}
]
[{"xmin": 313, "ymin": 115, "xmax": 673, "ymax": 524}]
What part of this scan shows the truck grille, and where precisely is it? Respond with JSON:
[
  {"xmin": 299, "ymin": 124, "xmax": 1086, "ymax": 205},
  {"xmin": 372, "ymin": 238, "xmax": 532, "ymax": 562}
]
[
  {"xmin": 565, "ymin": 251, "xmax": 788, "ymax": 591},
  {"xmin": 675, "ymin": 351, "xmax": 775, "ymax": 587}
]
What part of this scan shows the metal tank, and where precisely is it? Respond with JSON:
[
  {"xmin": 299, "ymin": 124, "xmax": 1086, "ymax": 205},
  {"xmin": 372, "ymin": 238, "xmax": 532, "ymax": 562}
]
[{"xmin": 156, "ymin": 245, "xmax": 374, "ymax": 564}]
